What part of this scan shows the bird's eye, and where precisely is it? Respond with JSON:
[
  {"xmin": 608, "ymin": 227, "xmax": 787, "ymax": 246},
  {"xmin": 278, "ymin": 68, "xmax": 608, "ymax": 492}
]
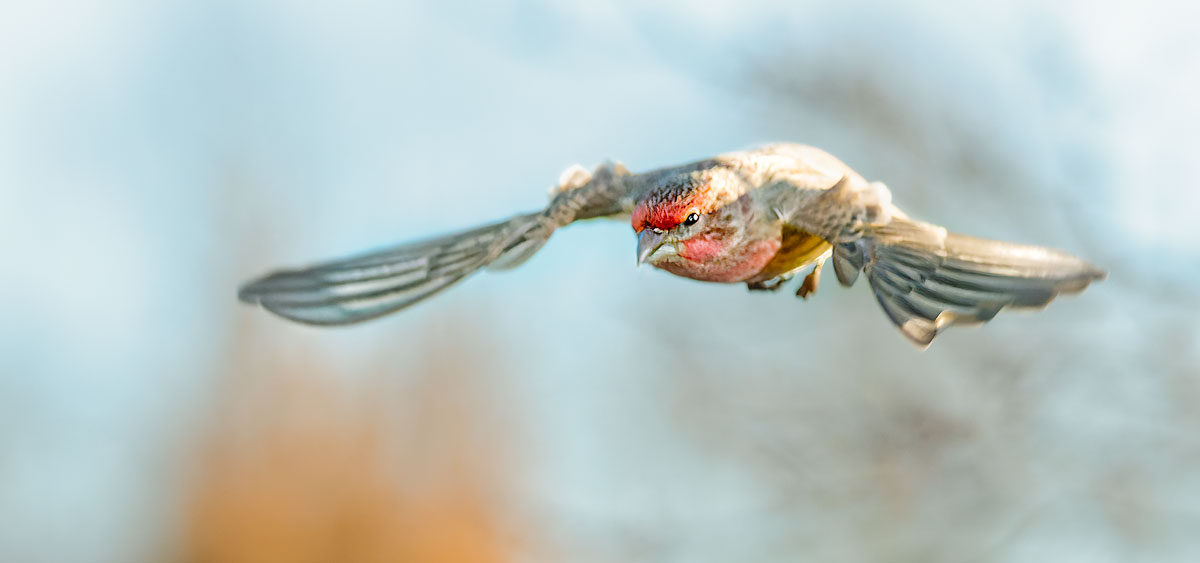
[{"xmin": 683, "ymin": 212, "xmax": 700, "ymax": 226}]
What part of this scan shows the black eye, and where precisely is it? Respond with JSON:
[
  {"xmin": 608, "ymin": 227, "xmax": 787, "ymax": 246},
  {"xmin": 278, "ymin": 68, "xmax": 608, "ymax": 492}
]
[{"xmin": 683, "ymin": 212, "xmax": 700, "ymax": 226}]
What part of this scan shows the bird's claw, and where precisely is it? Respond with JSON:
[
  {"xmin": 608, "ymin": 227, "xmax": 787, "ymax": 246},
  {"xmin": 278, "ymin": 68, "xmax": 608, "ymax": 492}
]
[
  {"xmin": 747, "ymin": 276, "xmax": 792, "ymax": 292},
  {"xmin": 795, "ymin": 260, "xmax": 824, "ymax": 299}
]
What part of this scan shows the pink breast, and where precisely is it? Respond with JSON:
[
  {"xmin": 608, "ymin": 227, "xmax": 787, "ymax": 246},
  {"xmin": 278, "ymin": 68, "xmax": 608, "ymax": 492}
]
[{"xmin": 661, "ymin": 237, "xmax": 781, "ymax": 283}]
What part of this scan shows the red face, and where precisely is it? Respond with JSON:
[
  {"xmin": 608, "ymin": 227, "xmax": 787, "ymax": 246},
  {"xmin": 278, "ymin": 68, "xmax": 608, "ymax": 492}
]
[
  {"xmin": 631, "ymin": 180, "xmax": 780, "ymax": 283},
  {"xmin": 631, "ymin": 183, "xmax": 712, "ymax": 234}
]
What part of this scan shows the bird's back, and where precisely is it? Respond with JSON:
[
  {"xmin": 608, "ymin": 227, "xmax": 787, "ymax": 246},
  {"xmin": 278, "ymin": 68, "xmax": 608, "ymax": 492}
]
[{"xmin": 717, "ymin": 143, "xmax": 868, "ymax": 193}]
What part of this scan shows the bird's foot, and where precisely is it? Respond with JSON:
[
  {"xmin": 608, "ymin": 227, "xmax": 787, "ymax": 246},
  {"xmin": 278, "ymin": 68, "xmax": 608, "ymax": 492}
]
[
  {"xmin": 796, "ymin": 260, "xmax": 824, "ymax": 299},
  {"xmin": 747, "ymin": 275, "xmax": 793, "ymax": 292}
]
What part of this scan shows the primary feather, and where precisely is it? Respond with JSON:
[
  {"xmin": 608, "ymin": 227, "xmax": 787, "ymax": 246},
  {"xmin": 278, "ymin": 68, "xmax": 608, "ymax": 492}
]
[
  {"xmin": 238, "ymin": 213, "xmax": 549, "ymax": 325},
  {"xmin": 836, "ymin": 216, "xmax": 1104, "ymax": 346}
]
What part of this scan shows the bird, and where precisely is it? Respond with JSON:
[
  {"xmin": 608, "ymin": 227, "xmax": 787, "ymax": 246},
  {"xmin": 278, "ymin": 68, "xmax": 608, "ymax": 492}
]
[{"xmin": 238, "ymin": 143, "xmax": 1104, "ymax": 347}]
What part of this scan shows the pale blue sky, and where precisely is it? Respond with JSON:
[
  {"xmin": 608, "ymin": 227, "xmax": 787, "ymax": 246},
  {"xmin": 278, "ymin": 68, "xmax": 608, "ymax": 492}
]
[{"xmin": 1, "ymin": 1, "xmax": 1197, "ymax": 561}]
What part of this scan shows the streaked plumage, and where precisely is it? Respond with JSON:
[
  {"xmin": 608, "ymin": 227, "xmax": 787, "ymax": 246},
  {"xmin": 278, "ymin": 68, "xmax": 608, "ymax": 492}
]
[{"xmin": 239, "ymin": 143, "xmax": 1104, "ymax": 347}]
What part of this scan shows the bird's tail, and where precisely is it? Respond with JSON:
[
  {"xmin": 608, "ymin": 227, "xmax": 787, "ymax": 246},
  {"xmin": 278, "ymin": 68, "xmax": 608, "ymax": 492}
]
[
  {"xmin": 238, "ymin": 212, "xmax": 553, "ymax": 325},
  {"xmin": 832, "ymin": 215, "xmax": 1105, "ymax": 347}
]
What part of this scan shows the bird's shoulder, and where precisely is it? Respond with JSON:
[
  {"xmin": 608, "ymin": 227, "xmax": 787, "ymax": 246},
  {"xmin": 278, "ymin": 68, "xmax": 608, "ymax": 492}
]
[{"xmin": 716, "ymin": 143, "xmax": 867, "ymax": 192}]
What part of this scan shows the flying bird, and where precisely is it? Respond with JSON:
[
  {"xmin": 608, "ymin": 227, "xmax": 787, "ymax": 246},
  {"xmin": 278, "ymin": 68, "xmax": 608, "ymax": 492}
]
[{"xmin": 239, "ymin": 143, "xmax": 1104, "ymax": 347}]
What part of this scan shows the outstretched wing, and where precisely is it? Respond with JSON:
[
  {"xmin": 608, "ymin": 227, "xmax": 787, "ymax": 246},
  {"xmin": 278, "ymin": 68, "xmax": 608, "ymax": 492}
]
[
  {"xmin": 239, "ymin": 161, "xmax": 657, "ymax": 326},
  {"xmin": 758, "ymin": 146, "xmax": 1103, "ymax": 347},
  {"xmin": 238, "ymin": 214, "xmax": 552, "ymax": 325},
  {"xmin": 834, "ymin": 217, "xmax": 1104, "ymax": 347}
]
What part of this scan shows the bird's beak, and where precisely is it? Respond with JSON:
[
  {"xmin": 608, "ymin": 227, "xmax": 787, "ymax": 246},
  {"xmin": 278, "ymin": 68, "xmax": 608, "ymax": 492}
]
[{"xmin": 637, "ymin": 230, "xmax": 667, "ymax": 266}]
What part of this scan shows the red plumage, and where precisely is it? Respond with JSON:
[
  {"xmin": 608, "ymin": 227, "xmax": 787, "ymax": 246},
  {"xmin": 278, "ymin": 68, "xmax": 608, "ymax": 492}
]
[{"xmin": 631, "ymin": 182, "xmax": 712, "ymax": 232}]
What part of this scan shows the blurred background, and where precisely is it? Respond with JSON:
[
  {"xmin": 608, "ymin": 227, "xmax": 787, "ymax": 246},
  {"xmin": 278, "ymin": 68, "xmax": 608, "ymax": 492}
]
[{"xmin": 2, "ymin": 1, "xmax": 1198, "ymax": 561}]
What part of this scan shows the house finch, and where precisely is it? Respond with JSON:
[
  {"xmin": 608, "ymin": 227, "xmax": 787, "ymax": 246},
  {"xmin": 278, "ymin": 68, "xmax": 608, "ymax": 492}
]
[{"xmin": 239, "ymin": 143, "xmax": 1103, "ymax": 347}]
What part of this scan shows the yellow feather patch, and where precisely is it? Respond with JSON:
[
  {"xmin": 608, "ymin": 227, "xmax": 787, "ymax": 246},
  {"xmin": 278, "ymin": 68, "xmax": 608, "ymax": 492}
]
[{"xmin": 749, "ymin": 225, "xmax": 831, "ymax": 283}]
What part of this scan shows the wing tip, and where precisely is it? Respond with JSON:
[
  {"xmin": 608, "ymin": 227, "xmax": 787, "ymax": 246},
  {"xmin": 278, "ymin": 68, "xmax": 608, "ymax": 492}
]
[{"xmin": 237, "ymin": 282, "xmax": 263, "ymax": 305}]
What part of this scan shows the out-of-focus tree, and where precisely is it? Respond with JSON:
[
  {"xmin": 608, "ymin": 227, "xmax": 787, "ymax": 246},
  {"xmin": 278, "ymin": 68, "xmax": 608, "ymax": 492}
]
[{"xmin": 174, "ymin": 320, "xmax": 529, "ymax": 563}]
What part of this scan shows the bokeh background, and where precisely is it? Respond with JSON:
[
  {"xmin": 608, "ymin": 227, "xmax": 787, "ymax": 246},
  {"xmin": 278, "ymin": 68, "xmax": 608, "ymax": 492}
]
[{"xmin": 3, "ymin": 1, "xmax": 1199, "ymax": 561}]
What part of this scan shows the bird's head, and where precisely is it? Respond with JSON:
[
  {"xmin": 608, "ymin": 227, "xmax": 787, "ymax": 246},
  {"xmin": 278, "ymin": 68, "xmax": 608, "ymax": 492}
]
[{"xmin": 631, "ymin": 173, "xmax": 743, "ymax": 270}]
